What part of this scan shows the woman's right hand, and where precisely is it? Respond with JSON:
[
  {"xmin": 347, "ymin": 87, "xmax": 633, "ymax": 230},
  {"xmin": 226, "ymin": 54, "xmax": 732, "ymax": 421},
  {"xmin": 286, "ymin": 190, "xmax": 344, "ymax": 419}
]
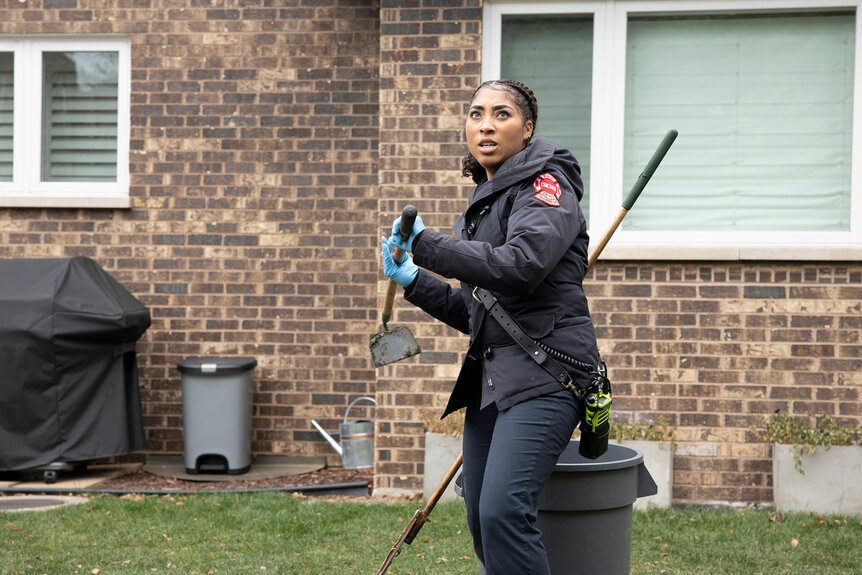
[
  {"xmin": 380, "ymin": 236, "xmax": 419, "ymax": 287},
  {"xmin": 388, "ymin": 214, "xmax": 425, "ymax": 253}
]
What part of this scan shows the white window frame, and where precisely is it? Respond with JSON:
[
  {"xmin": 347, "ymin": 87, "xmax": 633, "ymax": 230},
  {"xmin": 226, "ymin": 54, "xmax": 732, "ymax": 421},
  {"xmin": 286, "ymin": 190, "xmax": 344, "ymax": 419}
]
[
  {"xmin": 0, "ymin": 36, "xmax": 131, "ymax": 209},
  {"xmin": 484, "ymin": 0, "xmax": 862, "ymax": 261}
]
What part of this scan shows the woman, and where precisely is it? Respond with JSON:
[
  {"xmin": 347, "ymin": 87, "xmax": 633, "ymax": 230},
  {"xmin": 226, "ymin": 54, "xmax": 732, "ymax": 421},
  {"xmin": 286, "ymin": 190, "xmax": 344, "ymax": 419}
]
[{"xmin": 380, "ymin": 79, "xmax": 600, "ymax": 575}]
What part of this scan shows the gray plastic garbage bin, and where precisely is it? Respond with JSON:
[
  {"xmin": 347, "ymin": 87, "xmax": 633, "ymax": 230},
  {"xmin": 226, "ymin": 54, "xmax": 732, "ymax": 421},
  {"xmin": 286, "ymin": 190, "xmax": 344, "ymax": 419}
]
[
  {"xmin": 537, "ymin": 440, "xmax": 657, "ymax": 575},
  {"xmin": 454, "ymin": 439, "xmax": 656, "ymax": 575},
  {"xmin": 178, "ymin": 357, "xmax": 257, "ymax": 475}
]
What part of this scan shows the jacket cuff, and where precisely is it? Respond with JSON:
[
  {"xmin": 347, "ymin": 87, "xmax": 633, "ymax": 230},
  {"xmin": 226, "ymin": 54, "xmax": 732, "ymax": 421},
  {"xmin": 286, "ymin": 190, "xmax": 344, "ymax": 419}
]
[
  {"xmin": 403, "ymin": 270, "xmax": 420, "ymax": 297},
  {"xmin": 412, "ymin": 229, "xmax": 425, "ymax": 253}
]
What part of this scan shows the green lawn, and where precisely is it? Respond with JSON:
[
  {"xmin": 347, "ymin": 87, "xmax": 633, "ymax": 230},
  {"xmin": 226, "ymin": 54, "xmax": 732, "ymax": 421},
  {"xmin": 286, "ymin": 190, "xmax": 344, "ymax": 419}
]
[{"xmin": 2, "ymin": 492, "xmax": 860, "ymax": 574}]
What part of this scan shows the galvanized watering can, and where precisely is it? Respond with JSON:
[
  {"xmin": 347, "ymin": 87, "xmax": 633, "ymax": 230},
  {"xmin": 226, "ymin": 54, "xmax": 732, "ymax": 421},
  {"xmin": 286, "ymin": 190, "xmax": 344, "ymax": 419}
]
[{"xmin": 311, "ymin": 396, "xmax": 376, "ymax": 469}]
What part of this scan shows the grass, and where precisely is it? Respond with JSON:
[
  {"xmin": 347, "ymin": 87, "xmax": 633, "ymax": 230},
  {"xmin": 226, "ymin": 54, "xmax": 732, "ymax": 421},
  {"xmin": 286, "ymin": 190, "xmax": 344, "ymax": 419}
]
[
  {"xmin": 2, "ymin": 492, "xmax": 861, "ymax": 574},
  {"xmin": 632, "ymin": 507, "xmax": 861, "ymax": 574}
]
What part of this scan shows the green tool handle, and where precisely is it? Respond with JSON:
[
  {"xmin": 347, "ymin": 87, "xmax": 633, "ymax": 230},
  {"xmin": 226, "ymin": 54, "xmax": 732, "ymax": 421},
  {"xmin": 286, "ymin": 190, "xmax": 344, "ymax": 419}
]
[
  {"xmin": 622, "ymin": 128, "xmax": 678, "ymax": 210},
  {"xmin": 381, "ymin": 205, "xmax": 418, "ymax": 327},
  {"xmin": 588, "ymin": 129, "xmax": 678, "ymax": 269}
]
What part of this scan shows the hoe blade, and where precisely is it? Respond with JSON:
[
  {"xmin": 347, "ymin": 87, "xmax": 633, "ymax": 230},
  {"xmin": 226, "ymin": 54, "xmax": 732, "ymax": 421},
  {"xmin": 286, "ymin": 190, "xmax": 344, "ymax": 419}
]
[{"xmin": 370, "ymin": 325, "xmax": 421, "ymax": 368}]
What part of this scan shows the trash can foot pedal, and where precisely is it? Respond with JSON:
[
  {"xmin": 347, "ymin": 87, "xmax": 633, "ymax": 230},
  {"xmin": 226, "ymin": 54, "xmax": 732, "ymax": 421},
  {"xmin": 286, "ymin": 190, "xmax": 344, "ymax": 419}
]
[
  {"xmin": 186, "ymin": 454, "xmax": 251, "ymax": 475},
  {"xmin": 191, "ymin": 454, "xmax": 229, "ymax": 474}
]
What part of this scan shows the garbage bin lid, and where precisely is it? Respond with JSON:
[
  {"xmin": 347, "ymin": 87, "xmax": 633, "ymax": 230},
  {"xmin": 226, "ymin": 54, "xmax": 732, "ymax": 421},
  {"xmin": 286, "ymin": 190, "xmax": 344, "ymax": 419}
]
[
  {"xmin": 177, "ymin": 357, "xmax": 257, "ymax": 375},
  {"xmin": 554, "ymin": 442, "xmax": 644, "ymax": 472}
]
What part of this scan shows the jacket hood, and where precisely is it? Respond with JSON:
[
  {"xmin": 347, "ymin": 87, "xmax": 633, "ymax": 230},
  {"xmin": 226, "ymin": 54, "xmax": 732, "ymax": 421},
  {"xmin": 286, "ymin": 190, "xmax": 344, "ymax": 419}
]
[{"xmin": 473, "ymin": 137, "xmax": 583, "ymax": 201}]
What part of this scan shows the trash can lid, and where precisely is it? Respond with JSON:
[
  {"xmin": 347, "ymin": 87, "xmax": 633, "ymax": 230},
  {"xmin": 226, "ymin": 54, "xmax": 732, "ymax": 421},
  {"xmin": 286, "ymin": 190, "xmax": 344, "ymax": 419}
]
[
  {"xmin": 554, "ymin": 442, "xmax": 644, "ymax": 472},
  {"xmin": 177, "ymin": 357, "xmax": 257, "ymax": 375}
]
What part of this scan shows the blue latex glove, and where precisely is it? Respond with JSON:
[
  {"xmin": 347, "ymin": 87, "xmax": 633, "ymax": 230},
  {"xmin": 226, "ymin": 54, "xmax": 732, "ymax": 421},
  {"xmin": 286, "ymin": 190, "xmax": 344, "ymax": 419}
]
[
  {"xmin": 389, "ymin": 214, "xmax": 426, "ymax": 253},
  {"xmin": 380, "ymin": 236, "xmax": 418, "ymax": 287}
]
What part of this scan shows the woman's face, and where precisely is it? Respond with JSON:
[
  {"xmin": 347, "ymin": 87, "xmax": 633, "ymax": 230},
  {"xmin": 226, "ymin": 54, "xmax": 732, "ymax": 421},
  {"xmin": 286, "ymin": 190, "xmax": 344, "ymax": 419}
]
[{"xmin": 465, "ymin": 86, "xmax": 534, "ymax": 180}]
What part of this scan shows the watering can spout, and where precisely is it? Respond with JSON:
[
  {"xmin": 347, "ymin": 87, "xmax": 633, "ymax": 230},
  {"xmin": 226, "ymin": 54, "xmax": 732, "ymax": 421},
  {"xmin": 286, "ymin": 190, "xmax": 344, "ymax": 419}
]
[{"xmin": 311, "ymin": 419, "xmax": 343, "ymax": 456}]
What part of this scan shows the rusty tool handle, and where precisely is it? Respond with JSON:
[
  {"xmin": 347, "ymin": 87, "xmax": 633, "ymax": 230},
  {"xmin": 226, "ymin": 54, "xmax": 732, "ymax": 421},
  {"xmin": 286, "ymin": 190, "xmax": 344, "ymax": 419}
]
[
  {"xmin": 381, "ymin": 205, "xmax": 418, "ymax": 328},
  {"xmin": 376, "ymin": 451, "xmax": 463, "ymax": 575},
  {"xmin": 376, "ymin": 509, "xmax": 422, "ymax": 575},
  {"xmin": 404, "ymin": 450, "xmax": 463, "ymax": 544}
]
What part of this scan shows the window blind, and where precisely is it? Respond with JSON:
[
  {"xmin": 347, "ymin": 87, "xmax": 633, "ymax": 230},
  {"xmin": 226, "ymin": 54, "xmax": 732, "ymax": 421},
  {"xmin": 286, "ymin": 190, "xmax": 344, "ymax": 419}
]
[
  {"xmin": 623, "ymin": 12, "xmax": 855, "ymax": 232},
  {"xmin": 501, "ymin": 15, "xmax": 594, "ymax": 221},
  {"xmin": 41, "ymin": 51, "xmax": 119, "ymax": 183},
  {"xmin": 0, "ymin": 53, "xmax": 12, "ymax": 182}
]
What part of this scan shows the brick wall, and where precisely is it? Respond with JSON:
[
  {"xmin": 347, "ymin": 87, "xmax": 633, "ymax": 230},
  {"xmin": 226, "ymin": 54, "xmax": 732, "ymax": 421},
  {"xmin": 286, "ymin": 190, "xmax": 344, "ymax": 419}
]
[
  {"xmin": 0, "ymin": 0, "xmax": 382, "ymax": 465},
  {"xmin": 1, "ymin": 0, "xmax": 860, "ymax": 505},
  {"xmin": 589, "ymin": 263, "xmax": 861, "ymax": 503},
  {"xmin": 375, "ymin": 0, "xmax": 482, "ymax": 494}
]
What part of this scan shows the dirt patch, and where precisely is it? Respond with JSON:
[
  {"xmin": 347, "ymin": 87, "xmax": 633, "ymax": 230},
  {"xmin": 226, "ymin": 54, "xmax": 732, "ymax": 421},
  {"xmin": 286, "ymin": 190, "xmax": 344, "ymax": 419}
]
[{"xmin": 96, "ymin": 466, "xmax": 374, "ymax": 493}]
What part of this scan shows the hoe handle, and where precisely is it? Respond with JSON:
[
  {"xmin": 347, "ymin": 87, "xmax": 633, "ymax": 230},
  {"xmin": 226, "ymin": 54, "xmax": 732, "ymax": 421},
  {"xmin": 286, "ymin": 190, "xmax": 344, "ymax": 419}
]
[{"xmin": 381, "ymin": 205, "xmax": 418, "ymax": 327}]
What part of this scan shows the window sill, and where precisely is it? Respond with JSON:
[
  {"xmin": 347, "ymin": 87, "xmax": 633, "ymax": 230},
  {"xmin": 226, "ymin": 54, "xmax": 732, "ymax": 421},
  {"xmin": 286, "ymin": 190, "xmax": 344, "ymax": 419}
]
[
  {"xmin": 0, "ymin": 196, "xmax": 132, "ymax": 209},
  {"xmin": 597, "ymin": 244, "xmax": 862, "ymax": 263}
]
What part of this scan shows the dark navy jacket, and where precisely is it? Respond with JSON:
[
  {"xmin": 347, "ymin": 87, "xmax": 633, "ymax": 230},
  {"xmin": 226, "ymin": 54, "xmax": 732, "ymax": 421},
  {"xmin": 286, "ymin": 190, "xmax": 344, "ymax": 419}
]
[{"xmin": 405, "ymin": 137, "xmax": 600, "ymax": 417}]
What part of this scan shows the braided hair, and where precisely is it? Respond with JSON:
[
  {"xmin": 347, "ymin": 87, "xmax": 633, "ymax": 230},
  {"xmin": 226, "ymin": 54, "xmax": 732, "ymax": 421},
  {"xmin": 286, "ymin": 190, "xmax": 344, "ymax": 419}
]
[{"xmin": 461, "ymin": 79, "xmax": 539, "ymax": 179}]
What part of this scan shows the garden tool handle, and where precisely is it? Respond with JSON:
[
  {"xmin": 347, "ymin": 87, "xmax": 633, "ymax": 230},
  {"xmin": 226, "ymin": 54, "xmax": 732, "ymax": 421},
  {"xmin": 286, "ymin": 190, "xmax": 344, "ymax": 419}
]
[
  {"xmin": 404, "ymin": 450, "xmax": 463, "ymax": 544},
  {"xmin": 376, "ymin": 451, "xmax": 464, "ymax": 575},
  {"xmin": 588, "ymin": 129, "xmax": 678, "ymax": 269},
  {"xmin": 381, "ymin": 205, "xmax": 418, "ymax": 327},
  {"xmin": 623, "ymin": 129, "xmax": 677, "ymax": 210}
]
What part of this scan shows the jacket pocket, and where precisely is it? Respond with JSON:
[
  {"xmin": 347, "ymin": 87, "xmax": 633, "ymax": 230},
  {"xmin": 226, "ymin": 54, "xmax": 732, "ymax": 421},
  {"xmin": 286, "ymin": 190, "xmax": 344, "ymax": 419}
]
[
  {"xmin": 521, "ymin": 312, "xmax": 555, "ymax": 338},
  {"xmin": 537, "ymin": 317, "xmax": 600, "ymax": 388},
  {"xmin": 538, "ymin": 317, "xmax": 598, "ymax": 361},
  {"xmin": 482, "ymin": 341, "xmax": 557, "ymax": 396}
]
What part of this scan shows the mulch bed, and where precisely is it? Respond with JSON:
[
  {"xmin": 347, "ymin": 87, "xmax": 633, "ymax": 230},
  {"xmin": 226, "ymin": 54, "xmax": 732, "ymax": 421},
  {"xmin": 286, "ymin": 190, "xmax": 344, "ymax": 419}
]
[{"xmin": 95, "ymin": 466, "xmax": 375, "ymax": 493}]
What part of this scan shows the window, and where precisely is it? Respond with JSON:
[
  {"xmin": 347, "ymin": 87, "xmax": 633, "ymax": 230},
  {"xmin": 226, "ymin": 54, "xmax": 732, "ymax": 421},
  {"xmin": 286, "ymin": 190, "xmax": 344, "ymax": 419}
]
[
  {"xmin": 484, "ymin": 2, "xmax": 862, "ymax": 259},
  {"xmin": 0, "ymin": 38, "xmax": 130, "ymax": 208},
  {"xmin": 501, "ymin": 15, "xmax": 594, "ymax": 220}
]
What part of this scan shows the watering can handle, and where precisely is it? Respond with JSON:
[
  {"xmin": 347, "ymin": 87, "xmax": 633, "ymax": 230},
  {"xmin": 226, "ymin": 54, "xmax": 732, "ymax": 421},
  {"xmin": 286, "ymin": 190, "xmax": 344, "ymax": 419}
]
[{"xmin": 344, "ymin": 396, "xmax": 376, "ymax": 423}]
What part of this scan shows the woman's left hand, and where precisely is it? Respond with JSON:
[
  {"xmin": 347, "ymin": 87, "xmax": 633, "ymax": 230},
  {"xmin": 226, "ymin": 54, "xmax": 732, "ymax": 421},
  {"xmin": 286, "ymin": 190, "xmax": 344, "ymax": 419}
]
[{"xmin": 388, "ymin": 215, "xmax": 425, "ymax": 253}]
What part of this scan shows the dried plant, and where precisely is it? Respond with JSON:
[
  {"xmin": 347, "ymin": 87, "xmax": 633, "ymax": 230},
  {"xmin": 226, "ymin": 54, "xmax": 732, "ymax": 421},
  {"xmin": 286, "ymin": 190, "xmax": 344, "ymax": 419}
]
[
  {"xmin": 421, "ymin": 407, "xmax": 465, "ymax": 438},
  {"xmin": 608, "ymin": 417, "xmax": 676, "ymax": 444}
]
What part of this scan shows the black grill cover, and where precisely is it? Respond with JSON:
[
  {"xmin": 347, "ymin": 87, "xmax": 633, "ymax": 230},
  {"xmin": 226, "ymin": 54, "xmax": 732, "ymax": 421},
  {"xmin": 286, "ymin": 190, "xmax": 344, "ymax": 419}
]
[{"xmin": 0, "ymin": 257, "xmax": 151, "ymax": 471}]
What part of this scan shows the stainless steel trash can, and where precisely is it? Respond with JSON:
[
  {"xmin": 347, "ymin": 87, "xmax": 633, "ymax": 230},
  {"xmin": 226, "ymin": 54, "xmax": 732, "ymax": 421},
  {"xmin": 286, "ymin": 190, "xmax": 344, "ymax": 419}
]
[{"xmin": 178, "ymin": 357, "xmax": 257, "ymax": 475}]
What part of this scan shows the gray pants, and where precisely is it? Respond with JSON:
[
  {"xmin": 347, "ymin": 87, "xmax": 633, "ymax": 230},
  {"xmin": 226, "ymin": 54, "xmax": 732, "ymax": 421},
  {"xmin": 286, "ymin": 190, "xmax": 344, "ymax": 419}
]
[{"xmin": 462, "ymin": 389, "xmax": 580, "ymax": 575}]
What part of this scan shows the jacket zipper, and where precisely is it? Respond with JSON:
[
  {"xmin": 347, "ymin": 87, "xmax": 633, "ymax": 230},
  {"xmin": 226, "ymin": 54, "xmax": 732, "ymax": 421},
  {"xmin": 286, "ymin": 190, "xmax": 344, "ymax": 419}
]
[{"xmin": 467, "ymin": 205, "xmax": 491, "ymax": 238}]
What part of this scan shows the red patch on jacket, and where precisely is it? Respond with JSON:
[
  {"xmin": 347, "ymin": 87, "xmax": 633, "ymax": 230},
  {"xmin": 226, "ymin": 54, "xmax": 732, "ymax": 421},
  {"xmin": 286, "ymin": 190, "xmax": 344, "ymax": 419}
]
[{"xmin": 532, "ymin": 173, "xmax": 561, "ymax": 207}]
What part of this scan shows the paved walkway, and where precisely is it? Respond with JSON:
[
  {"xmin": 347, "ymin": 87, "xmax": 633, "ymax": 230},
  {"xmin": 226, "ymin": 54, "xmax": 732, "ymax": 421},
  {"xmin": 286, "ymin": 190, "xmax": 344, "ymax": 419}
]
[{"xmin": 0, "ymin": 463, "xmax": 141, "ymax": 491}]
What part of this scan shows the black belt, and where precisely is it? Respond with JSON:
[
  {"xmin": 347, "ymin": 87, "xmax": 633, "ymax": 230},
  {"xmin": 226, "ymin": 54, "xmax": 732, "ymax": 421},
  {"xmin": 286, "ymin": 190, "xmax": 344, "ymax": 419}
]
[{"xmin": 471, "ymin": 286, "xmax": 592, "ymax": 398}]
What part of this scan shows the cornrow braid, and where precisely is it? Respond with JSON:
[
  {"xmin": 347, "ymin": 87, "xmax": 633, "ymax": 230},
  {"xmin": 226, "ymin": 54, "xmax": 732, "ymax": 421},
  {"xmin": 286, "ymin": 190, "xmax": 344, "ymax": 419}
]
[
  {"xmin": 496, "ymin": 79, "xmax": 539, "ymax": 136},
  {"xmin": 461, "ymin": 79, "xmax": 539, "ymax": 179}
]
